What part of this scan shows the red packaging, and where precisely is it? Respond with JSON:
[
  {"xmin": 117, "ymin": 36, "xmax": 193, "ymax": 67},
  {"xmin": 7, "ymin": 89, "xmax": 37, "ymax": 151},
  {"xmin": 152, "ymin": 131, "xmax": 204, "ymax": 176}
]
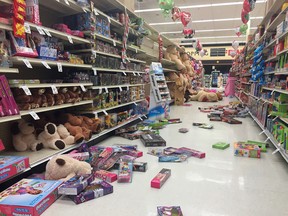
[
  {"xmin": 0, "ymin": 139, "xmax": 4, "ymax": 151},
  {"xmin": 71, "ymin": 30, "xmax": 84, "ymax": 38},
  {"xmin": 26, "ymin": 0, "xmax": 41, "ymax": 25},
  {"xmin": 123, "ymin": 149, "xmax": 143, "ymax": 158},
  {"xmin": 0, "ymin": 75, "xmax": 19, "ymax": 115},
  {"xmin": 151, "ymin": 168, "xmax": 171, "ymax": 189}
]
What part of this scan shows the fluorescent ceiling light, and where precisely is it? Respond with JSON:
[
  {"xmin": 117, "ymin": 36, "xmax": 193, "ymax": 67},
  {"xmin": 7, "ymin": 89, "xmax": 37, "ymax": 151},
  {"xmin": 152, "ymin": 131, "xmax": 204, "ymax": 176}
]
[
  {"xmin": 135, "ymin": 0, "xmax": 266, "ymax": 13},
  {"xmin": 179, "ymin": 41, "xmax": 246, "ymax": 45},
  {"xmin": 171, "ymin": 35, "xmax": 246, "ymax": 41},
  {"xmin": 150, "ymin": 17, "xmax": 263, "ymax": 26},
  {"xmin": 160, "ymin": 27, "xmax": 257, "ymax": 35}
]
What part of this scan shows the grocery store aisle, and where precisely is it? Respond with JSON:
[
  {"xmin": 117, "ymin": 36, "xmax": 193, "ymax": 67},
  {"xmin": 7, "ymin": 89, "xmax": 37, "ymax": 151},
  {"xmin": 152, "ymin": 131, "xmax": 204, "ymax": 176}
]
[{"xmin": 44, "ymin": 98, "xmax": 288, "ymax": 216}]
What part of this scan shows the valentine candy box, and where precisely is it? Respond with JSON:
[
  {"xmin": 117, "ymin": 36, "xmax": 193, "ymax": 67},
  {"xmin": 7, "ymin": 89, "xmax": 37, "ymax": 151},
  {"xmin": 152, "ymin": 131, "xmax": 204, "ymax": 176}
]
[
  {"xmin": 151, "ymin": 168, "xmax": 171, "ymax": 189},
  {"xmin": 58, "ymin": 174, "xmax": 94, "ymax": 195}
]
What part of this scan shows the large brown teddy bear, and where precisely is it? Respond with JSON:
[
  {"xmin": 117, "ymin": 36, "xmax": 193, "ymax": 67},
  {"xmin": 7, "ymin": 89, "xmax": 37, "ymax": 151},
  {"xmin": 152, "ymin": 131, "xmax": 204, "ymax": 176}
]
[
  {"xmin": 180, "ymin": 52, "xmax": 195, "ymax": 78},
  {"xmin": 190, "ymin": 90, "xmax": 223, "ymax": 102},
  {"xmin": 12, "ymin": 88, "xmax": 35, "ymax": 110},
  {"xmin": 164, "ymin": 45, "xmax": 186, "ymax": 71}
]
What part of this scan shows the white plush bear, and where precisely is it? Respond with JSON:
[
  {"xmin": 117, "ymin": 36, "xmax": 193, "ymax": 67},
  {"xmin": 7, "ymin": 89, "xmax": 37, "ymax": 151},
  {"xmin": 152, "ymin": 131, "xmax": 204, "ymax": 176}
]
[
  {"xmin": 38, "ymin": 123, "xmax": 66, "ymax": 150},
  {"xmin": 45, "ymin": 155, "xmax": 92, "ymax": 181},
  {"xmin": 11, "ymin": 120, "xmax": 43, "ymax": 151},
  {"xmin": 57, "ymin": 124, "xmax": 75, "ymax": 145}
]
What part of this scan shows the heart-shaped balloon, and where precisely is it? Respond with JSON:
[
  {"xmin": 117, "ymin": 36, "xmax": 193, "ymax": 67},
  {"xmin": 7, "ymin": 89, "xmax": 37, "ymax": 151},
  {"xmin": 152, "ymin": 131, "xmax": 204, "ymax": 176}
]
[
  {"xmin": 199, "ymin": 50, "xmax": 205, "ymax": 57},
  {"xmin": 243, "ymin": 0, "xmax": 251, "ymax": 13},
  {"xmin": 249, "ymin": 0, "xmax": 256, "ymax": 11},
  {"xmin": 171, "ymin": 6, "xmax": 181, "ymax": 21},
  {"xmin": 232, "ymin": 40, "xmax": 239, "ymax": 50},
  {"xmin": 230, "ymin": 50, "xmax": 237, "ymax": 58},
  {"xmin": 183, "ymin": 28, "xmax": 195, "ymax": 38},
  {"xmin": 235, "ymin": 27, "xmax": 241, "ymax": 37},
  {"xmin": 159, "ymin": 0, "xmax": 174, "ymax": 17},
  {"xmin": 241, "ymin": 9, "xmax": 250, "ymax": 24},
  {"xmin": 240, "ymin": 24, "xmax": 248, "ymax": 34},
  {"xmin": 180, "ymin": 11, "xmax": 191, "ymax": 27},
  {"xmin": 196, "ymin": 40, "xmax": 202, "ymax": 52}
]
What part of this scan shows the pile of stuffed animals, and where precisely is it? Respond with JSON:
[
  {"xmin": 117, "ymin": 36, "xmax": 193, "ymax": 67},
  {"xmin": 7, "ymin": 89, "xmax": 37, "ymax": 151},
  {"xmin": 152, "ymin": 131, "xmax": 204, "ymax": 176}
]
[
  {"xmin": 11, "ymin": 112, "xmax": 102, "ymax": 152},
  {"xmin": 12, "ymin": 87, "xmax": 92, "ymax": 110}
]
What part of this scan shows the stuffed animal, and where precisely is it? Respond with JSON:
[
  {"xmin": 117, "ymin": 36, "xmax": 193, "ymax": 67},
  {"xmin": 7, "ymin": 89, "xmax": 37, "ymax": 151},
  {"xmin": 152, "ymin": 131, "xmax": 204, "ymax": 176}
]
[
  {"xmin": 79, "ymin": 116, "xmax": 101, "ymax": 134},
  {"xmin": 31, "ymin": 89, "xmax": 48, "ymax": 108},
  {"xmin": 44, "ymin": 91, "xmax": 55, "ymax": 107},
  {"xmin": 37, "ymin": 123, "xmax": 66, "ymax": 150},
  {"xmin": 12, "ymin": 88, "xmax": 34, "ymax": 110},
  {"xmin": 189, "ymin": 90, "xmax": 223, "ymax": 102},
  {"xmin": 45, "ymin": 155, "xmax": 91, "ymax": 181},
  {"xmin": 164, "ymin": 45, "xmax": 186, "ymax": 71},
  {"xmin": 59, "ymin": 88, "xmax": 72, "ymax": 103},
  {"xmin": 67, "ymin": 87, "xmax": 81, "ymax": 103},
  {"xmin": 57, "ymin": 124, "xmax": 75, "ymax": 145},
  {"xmin": 11, "ymin": 120, "xmax": 43, "ymax": 151},
  {"xmin": 180, "ymin": 51, "xmax": 194, "ymax": 77}
]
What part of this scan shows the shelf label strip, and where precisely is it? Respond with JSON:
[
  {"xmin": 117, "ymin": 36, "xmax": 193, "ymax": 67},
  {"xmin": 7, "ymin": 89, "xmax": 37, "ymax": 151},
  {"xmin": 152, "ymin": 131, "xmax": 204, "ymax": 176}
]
[{"xmin": 57, "ymin": 62, "xmax": 63, "ymax": 72}]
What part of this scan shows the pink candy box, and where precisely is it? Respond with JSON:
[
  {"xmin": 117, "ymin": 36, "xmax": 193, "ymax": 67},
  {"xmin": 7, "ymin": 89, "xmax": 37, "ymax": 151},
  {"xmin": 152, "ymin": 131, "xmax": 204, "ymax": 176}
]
[
  {"xmin": 151, "ymin": 168, "xmax": 171, "ymax": 189},
  {"xmin": 94, "ymin": 170, "xmax": 117, "ymax": 183}
]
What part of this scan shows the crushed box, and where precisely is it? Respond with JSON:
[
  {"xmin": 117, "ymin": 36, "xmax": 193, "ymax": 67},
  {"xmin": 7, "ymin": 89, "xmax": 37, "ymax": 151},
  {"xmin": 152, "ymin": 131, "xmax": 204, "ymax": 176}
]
[{"xmin": 140, "ymin": 133, "xmax": 166, "ymax": 147}]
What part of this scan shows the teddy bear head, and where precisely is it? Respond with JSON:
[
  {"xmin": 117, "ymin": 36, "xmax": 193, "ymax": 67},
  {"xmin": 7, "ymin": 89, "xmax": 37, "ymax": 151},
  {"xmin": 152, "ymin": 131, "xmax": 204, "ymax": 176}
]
[
  {"xmin": 11, "ymin": 120, "xmax": 35, "ymax": 135},
  {"xmin": 45, "ymin": 155, "xmax": 91, "ymax": 181}
]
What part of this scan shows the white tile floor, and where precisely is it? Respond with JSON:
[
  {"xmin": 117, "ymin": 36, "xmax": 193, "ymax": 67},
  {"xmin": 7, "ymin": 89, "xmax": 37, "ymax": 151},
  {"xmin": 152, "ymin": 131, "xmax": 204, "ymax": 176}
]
[{"xmin": 43, "ymin": 98, "xmax": 288, "ymax": 216}]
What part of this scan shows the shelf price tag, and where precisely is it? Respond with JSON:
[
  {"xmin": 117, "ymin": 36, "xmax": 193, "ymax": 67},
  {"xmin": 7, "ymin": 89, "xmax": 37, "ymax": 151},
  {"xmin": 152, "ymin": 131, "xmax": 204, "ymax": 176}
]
[
  {"xmin": 94, "ymin": 9, "xmax": 99, "ymax": 15},
  {"xmin": 107, "ymin": 17, "xmax": 111, "ymax": 23},
  {"xmin": 29, "ymin": 111, "xmax": 40, "ymax": 120},
  {"xmin": 103, "ymin": 110, "xmax": 108, "ymax": 116},
  {"xmin": 92, "ymin": 50, "xmax": 97, "ymax": 58},
  {"xmin": 22, "ymin": 59, "xmax": 32, "ymax": 68},
  {"xmin": 93, "ymin": 68, "xmax": 97, "ymax": 75},
  {"xmin": 80, "ymin": 84, "xmax": 87, "ymax": 92},
  {"xmin": 43, "ymin": 28, "xmax": 52, "ymax": 37},
  {"xmin": 93, "ymin": 111, "xmax": 98, "ymax": 118},
  {"xmin": 83, "ymin": 7, "xmax": 87, "ymax": 13},
  {"xmin": 133, "ymin": 72, "xmax": 136, "ymax": 76},
  {"xmin": 36, "ymin": 26, "xmax": 46, "ymax": 35},
  {"xmin": 122, "ymin": 71, "xmax": 127, "ymax": 76},
  {"xmin": 138, "ymin": 116, "xmax": 143, "ymax": 121},
  {"xmin": 64, "ymin": 0, "xmax": 70, "ymax": 5},
  {"xmin": 133, "ymin": 102, "xmax": 137, "ymax": 105},
  {"xmin": 137, "ymin": 72, "xmax": 141, "ymax": 76},
  {"xmin": 50, "ymin": 85, "xmax": 58, "ymax": 94},
  {"xmin": 105, "ymin": 87, "xmax": 108, "ymax": 93},
  {"xmin": 41, "ymin": 61, "xmax": 51, "ymax": 69},
  {"xmin": 119, "ymin": 86, "xmax": 123, "ymax": 92},
  {"xmin": 113, "ymin": 40, "xmax": 116, "ymax": 46},
  {"xmin": 21, "ymin": 86, "xmax": 32, "ymax": 96},
  {"xmin": 67, "ymin": 35, "xmax": 73, "ymax": 44},
  {"xmin": 57, "ymin": 62, "xmax": 63, "ymax": 72},
  {"xmin": 99, "ymin": 88, "xmax": 102, "ymax": 94},
  {"xmin": 270, "ymin": 90, "xmax": 275, "ymax": 95},
  {"xmin": 126, "ymin": 85, "xmax": 129, "ymax": 90},
  {"xmin": 24, "ymin": 23, "xmax": 31, "ymax": 34},
  {"xmin": 135, "ymin": 48, "xmax": 138, "ymax": 53}
]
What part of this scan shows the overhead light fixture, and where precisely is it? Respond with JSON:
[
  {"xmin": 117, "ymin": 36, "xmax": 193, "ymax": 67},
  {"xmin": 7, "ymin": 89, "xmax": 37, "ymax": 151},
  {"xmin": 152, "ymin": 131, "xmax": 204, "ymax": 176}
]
[
  {"xmin": 179, "ymin": 41, "xmax": 246, "ymax": 45},
  {"xmin": 135, "ymin": 0, "xmax": 267, "ymax": 13},
  {"xmin": 150, "ymin": 17, "xmax": 263, "ymax": 26},
  {"xmin": 160, "ymin": 27, "xmax": 257, "ymax": 35},
  {"xmin": 171, "ymin": 35, "xmax": 246, "ymax": 41}
]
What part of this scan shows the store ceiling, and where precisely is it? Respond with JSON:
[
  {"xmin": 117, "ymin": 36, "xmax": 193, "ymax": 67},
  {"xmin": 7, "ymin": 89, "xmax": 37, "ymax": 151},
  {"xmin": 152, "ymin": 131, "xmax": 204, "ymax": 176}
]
[{"xmin": 134, "ymin": 0, "xmax": 267, "ymax": 45}]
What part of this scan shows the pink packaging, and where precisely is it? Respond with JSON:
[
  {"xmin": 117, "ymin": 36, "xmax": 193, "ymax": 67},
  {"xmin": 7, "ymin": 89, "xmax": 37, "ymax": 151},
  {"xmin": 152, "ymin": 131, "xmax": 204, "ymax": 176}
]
[
  {"xmin": 0, "ymin": 79, "xmax": 12, "ymax": 116},
  {"xmin": 71, "ymin": 30, "xmax": 84, "ymax": 38},
  {"xmin": 0, "ymin": 139, "xmax": 4, "ymax": 151},
  {"xmin": 67, "ymin": 152, "xmax": 90, "ymax": 161},
  {"xmin": 94, "ymin": 170, "xmax": 117, "ymax": 183},
  {"xmin": 0, "ymin": 75, "xmax": 19, "ymax": 115},
  {"xmin": 26, "ymin": 0, "xmax": 41, "ymax": 25},
  {"xmin": 151, "ymin": 168, "xmax": 171, "ymax": 189},
  {"xmin": 125, "ymin": 149, "xmax": 143, "ymax": 158},
  {"xmin": 178, "ymin": 147, "xmax": 206, "ymax": 159}
]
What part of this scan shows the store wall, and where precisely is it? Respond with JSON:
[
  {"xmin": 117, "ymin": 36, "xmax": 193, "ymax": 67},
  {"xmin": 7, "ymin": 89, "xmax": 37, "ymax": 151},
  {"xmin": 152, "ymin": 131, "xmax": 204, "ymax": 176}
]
[{"xmin": 119, "ymin": 0, "xmax": 135, "ymax": 11}]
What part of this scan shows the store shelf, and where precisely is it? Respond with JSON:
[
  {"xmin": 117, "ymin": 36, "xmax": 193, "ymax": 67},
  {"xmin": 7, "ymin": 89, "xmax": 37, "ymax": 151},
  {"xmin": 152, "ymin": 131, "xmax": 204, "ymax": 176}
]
[
  {"xmin": 280, "ymin": 117, "xmax": 288, "ymax": 124},
  {"xmin": 275, "ymin": 71, "xmax": 288, "ymax": 75},
  {"xmin": 160, "ymin": 92, "xmax": 170, "ymax": 95},
  {"xmin": 26, "ymin": 22, "xmax": 90, "ymax": 45},
  {"xmin": 166, "ymin": 81, "xmax": 176, "ymax": 83},
  {"xmin": 264, "ymin": 71, "xmax": 276, "ymax": 75},
  {"xmin": 265, "ymin": 55, "xmax": 278, "ymax": 62},
  {"xmin": 1, "ymin": 114, "xmax": 146, "ymax": 167},
  {"xmin": 0, "ymin": 0, "xmax": 12, "ymax": 4},
  {"xmin": 260, "ymin": 98, "xmax": 273, "ymax": 104},
  {"xmin": 0, "ymin": 23, "xmax": 12, "ymax": 31},
  {"xmin": 161, "ymin": 59, "xmax": 176, "ymax": 67},
  {"xmin": 10, "ymin": 83, "xmax": 93, "ymax": 89},
  {"xmin": 0, "ymin": 68, "xmax": 19, "ymax": 73},
  {"xmin": 249, "ymin": 94, "xmax": 259, "ymax": 100},
  {"xmin": 242, "ymin": 91, "xmax": 249, "ymax": 96},
  {"xmin": 242, "ymin": 73, "xmax": 252, "ymax": 77},
  {"xmin": 0, "ymin": 115, "xmax": 21, "ymax": 123},
  {"xmin": 20, "ymin": 100, "xmax": 93, "ymax": 116},
  {"xmin": 89, "ymin": 84, "xmax": 144, "ymax": 90},
  {"xmin": 11, "ymin": 57, "xmax": 92, "ymax": 69},
  {"xmin": 262, "ymin": 87, "xmax": 288, "ymax": 94},
  {"xmin": 38, "ymin": 0, "xmax": 85, "ymax": 16},
  {"xmin": 163, "ymin": 68, "xmax": 177, "ymax": 72},
  {"xmin": 241, "ymin": 82, "xmax": 251, "ymax": 85},
  {"xmin": 91, "ymin": 99, "xmax": 145, "ymax": 114},
  {"xmin": 266, "ymin": 5, "xmax": 288, "ymax": 32},
  {"xmin": 93, "ymin": 67, "xmax": 144, "ymax": 74},
  {"xmin": 248, "ymin": 112, "xmax": 288, "ymax": 163}
]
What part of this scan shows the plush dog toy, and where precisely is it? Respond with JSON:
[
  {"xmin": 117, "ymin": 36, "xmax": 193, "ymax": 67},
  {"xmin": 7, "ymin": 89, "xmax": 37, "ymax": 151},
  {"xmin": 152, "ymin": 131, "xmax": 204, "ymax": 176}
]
[
  {"xmin": 164, "ymin": 45, "xmax": 186, "ymax": 71},
  {"xmin": 45, "ymin": 155, "xmax": 92, "ymax": 181},
  {"xmin": 37, "ymin": 123, "xmax": 66, "ymax": 150},
  {"xmin": 190, "ymin": 90, "xmax": 223, "ymax": 102},
  {"xmin": 11, "ymin": 120, "xmax": 43, "ymax": 151}
]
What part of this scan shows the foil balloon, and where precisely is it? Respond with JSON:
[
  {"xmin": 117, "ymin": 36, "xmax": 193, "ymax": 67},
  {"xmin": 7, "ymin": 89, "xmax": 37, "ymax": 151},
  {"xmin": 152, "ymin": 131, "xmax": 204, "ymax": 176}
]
[
  {"xmin": 183, "ymin": 28, "xmax": 195, "ymax": 38},
  {"xmin": 240, "ymin": 24, "xmax": 248, "ymax": 35},
  {"xmin": 241, "ymin": 9, "xmax": 250, "ymax": 24},
  {"xmin": 230, "ymin": 50, "xmax": 237, "ymax": 58},
  {"xmin": 232, "ymin": 40, "xmax": 239, "ymax": 50},
  {"xmin": 243, "ymin": 0, "xmax": 251, "ymax": 13},
  {"xmin": 180, "ymin": 11, "xmax": 191, "ymax": 27},
  {"xmin": 159, "ymin": 0, "xmax": 174, "ymax": 17},
  {"xmin": 249, "ymin": 0, "xmax": 256, "ymax": 11},
  {"xmin": 196, "ymin": 40, "xmax": 202, "ymax": 52},
  {"xmin": 171, "ymin": 6, "xmax": 181, "ymax": 21},
  {"xmin": 235, "ymin": 27, "xmax": 241, "ymax": 37},
  {"xmin": 199, "ymin": 49, "xmax": 205, "ymax": 57}
]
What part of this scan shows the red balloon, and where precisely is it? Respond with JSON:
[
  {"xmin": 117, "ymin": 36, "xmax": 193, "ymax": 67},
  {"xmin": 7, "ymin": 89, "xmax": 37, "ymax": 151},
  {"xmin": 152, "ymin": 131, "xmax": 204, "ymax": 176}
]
[
  {"xmin": 243, "ymin": 0, "xmax": 251, "ymax": 13},
  {"xmin": 180, "ymin": 11, "xmax": 191, "ymax": 27},
  {"xmin": 171, "ymin": 7, "xmax": 181, "ymax": 21},
  {"xmin": 241, "ymin": 9, "xmax": 249, "ymax": 24},
  {"xmin": 183, "ymin": 28, "xmax": 195, "ymax": 38}
]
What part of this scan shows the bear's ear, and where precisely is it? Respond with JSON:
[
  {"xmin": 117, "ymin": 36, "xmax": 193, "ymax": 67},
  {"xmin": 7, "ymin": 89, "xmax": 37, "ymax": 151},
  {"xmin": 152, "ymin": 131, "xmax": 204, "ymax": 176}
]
[
  {"xmin": 56, "ymin": 158, "xmax": 66, "ymax": 166},
  {"xmin": 11, "ymin": 122, "xmax": 20, "ymax": 135}
]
